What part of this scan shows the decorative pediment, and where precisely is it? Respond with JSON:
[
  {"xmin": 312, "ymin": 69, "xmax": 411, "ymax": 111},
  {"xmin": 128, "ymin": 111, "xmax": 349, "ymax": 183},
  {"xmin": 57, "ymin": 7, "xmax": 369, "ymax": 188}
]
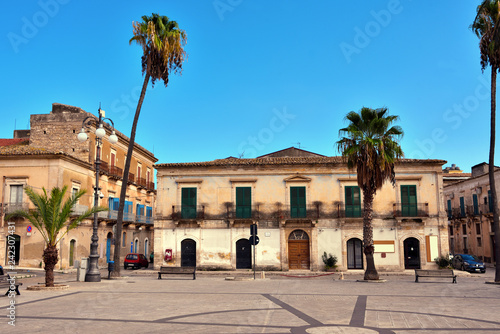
[{"xmin": 284, "ymin": 175, "xmax": 311, "ymax": 183}]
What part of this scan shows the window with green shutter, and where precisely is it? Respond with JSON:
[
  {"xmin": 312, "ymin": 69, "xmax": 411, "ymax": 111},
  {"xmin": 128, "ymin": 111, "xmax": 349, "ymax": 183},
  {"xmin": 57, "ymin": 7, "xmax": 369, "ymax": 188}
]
[
  {"xmin": 401, "ymin": 185, "xmax": 417, "ymax": 216},
  {"xmin": 459, "ymin": 197, "xmax": 465, "ymax": 217},
  {"xmin": 488, "ymin": 190, "xmax": 493, "ymax": 213},
  {"xmin": 290, "ymin": 186, "xmax": 306, "ymax": 218},
  {"xmin": 181, "ymin": 188, "xmax": 197, "ymax": 219},
  {"xmin": 236, "ymin": 187, "xmax": 251, "ymax": 218},
  {"xmin": 345, "ymin": 186, "xmax": 361, "ymax": 217},
  {"xmin": 473, "ymin": 194, "xmax": 479, "ymax": 215},
  {"xmin": 447, "ymin": 199, "xmax": 452, "ymax": 218}
]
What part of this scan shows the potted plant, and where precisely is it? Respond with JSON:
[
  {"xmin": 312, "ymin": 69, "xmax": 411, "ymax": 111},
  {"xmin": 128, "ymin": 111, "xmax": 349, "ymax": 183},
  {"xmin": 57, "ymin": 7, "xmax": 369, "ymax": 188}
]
[{"xmin": 322, "ymin": 252, "xmax": 338, "ymax": 271}]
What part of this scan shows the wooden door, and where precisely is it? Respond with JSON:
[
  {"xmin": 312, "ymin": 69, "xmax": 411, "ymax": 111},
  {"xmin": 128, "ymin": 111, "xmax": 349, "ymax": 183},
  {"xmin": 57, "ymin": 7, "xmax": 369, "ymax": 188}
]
[{"xmin": 288, "ymin": 240, "xmax": 310, "ymax": 269}]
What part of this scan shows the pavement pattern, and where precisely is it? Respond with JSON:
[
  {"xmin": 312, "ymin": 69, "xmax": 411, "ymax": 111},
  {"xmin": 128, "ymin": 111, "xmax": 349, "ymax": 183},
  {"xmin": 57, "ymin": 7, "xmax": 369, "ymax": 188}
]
[{"xmin": 1, "ymin": 269, "xmax": 500, "ymax": 333}]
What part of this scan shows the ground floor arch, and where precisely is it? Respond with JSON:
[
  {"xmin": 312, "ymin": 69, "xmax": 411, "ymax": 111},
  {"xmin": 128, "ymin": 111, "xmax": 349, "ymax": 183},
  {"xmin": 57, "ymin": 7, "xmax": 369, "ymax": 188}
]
[
  {"xmin": 347, "ymin": 238, "xmax": 363, "ymax": 269},
  {"xmin": 404, "ymin": 237, "xmax": 421, "ymax": 269},
  {"xmin": 181, "ymin": 238, "xmax": 196, "ymax": 267},
  {"xmin": 288, "ymin": 229, "xmax": 310, "ymax": 270}
]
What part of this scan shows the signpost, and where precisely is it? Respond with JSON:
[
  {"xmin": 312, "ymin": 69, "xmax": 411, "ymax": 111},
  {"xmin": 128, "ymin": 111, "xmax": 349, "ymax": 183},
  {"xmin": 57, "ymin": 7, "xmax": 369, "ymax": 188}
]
[{"xmin": 249, "ymin": 224, "xmax": 258, "ymax": 279}]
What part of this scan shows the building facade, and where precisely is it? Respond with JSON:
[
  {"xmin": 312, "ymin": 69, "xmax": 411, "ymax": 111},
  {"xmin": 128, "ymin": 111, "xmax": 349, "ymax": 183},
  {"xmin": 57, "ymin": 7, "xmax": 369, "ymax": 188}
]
[
  {"xmin": 444, "ymin": 162, "xmax": 497, "ymax": 263},
  {"xmin": 0, "ymin": 103, "xmax": 157, "ymax": 269},
  {"xmin": 154, "ymin": 148, "xmax": 448, "ymax": 272}
]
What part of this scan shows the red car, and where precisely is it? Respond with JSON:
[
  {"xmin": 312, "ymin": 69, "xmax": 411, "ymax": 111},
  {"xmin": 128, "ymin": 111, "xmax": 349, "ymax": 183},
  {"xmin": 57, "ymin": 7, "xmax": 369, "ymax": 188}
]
[{"xmin": 124, "ymin": 253, "xmax": 149, "ymax": 269}]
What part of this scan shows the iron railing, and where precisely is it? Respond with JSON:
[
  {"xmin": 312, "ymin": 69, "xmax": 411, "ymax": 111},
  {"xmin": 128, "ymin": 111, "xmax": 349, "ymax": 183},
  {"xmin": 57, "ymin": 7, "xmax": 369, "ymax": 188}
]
[{"xmin": 392, "ymin": 203, "xmax": 429, "ymax": 217}]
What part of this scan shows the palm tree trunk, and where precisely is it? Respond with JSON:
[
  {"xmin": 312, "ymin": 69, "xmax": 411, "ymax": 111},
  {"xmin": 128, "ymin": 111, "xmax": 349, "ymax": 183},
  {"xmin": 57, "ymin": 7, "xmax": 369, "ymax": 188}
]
[
  {"xmin": 111, "ymin": 72, "xmax": 151, "ymax": 277},
  {"xmin": 362, "ymin": 187, "xmax": 379, "ymax": 280},
  {"xmin": 43, "ymin": 245, "xmax": 58, "ymax": 287},
  {"xmin": 490, "ymin": 67, "xmax": 500, "ymax": 283}
]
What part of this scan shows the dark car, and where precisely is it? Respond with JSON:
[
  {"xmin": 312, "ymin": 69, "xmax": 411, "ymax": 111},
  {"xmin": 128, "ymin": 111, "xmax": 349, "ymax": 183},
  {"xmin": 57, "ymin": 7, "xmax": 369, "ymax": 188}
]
[
  {"xmin": 124, "ymin": 253, "xmax": 149, "ymax": 269},
  {"xmin": 0, "ymin": 265, "xmax": 3, "ymax": 275},
  {"xmin": 452, "ymin": 254, "xmax": 486, "ymax": 273}
]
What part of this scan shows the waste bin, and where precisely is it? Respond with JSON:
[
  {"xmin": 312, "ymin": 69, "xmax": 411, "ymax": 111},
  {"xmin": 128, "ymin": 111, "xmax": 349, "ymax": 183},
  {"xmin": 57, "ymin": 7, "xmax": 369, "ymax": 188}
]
[
  {"xmin": 77, "ymin": 257, "xmax": 88, "ymax": 282},
  {"xmin": 107, "ymin": 261, "xmax": 115, "ymax": 279}
]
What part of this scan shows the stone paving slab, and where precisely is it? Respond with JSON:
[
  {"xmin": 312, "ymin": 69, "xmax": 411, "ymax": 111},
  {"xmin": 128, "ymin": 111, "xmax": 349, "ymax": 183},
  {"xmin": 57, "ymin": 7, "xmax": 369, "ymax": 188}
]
[{"xmin": 1, "ymin": 270, "xmax": 499, "ymax": 333}]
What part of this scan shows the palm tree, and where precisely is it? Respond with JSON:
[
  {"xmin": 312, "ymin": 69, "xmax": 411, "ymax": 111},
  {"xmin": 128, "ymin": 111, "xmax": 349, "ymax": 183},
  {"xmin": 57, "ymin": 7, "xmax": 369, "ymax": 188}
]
[
  {"xmin": 336, "ymin": 107, "xmax": 404, "ymax": 280},
  {"xmin": 6, "ymin": 186, "xmax": 106, "ymax": 287},
  {"xmin": 471, "ymin": 0, "xmax": 500, "ymax": 283},
  {"xmin": 112, "ymin": 13, "xmax": 187, "ymax": 276}
]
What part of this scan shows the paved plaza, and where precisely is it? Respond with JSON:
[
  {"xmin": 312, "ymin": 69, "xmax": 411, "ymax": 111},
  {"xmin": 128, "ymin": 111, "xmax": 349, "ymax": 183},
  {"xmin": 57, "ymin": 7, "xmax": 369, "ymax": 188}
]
[{"xmin": 1, "ymin": 269, "xmax": 500, "ymax": 333}]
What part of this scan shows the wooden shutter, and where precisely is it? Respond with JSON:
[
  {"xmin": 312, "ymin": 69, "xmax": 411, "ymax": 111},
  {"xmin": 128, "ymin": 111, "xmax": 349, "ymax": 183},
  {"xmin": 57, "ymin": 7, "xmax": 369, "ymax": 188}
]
[
  {"xmin": 290, "ymin": 187, "xmax": 306, "ymax": 218},
  {"xmin": 236, "ymin": 187, "xmax": 251, "ymax": 218}
]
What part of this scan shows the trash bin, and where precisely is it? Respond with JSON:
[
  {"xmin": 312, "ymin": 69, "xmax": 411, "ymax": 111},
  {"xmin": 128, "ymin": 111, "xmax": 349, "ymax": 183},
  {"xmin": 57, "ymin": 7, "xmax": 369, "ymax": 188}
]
[
  {"xmin": 107, "ymin": 261, "xmax": 115, "ymax": 279},
  {"xmin": 77, "ymin": 257, "xmax": 88, "ymax": 282}
]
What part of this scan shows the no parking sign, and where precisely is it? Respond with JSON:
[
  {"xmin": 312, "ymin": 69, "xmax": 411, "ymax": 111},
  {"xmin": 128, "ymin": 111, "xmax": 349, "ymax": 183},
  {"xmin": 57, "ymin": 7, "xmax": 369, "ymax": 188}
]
[{"xmin": 27, "ymin": 225, "xmax": 32, "ymax": 236}]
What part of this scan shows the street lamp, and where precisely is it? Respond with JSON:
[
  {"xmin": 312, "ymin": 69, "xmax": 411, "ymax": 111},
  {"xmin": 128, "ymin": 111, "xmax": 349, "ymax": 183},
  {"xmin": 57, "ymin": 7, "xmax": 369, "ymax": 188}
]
[{"xmin": 77, "ymin": 107, "xmax": 118, "ymax": 282}]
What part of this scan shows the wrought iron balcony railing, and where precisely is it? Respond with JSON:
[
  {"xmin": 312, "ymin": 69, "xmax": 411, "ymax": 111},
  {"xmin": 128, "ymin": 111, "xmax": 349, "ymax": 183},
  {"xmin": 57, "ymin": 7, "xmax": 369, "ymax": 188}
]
[
  {"xmin": 4, "ymin": 202, "xmax": 29, "ymax": 214},
  {"xmin": 393, "ymin": 203, "xmax": 429, "ymax": 217}
]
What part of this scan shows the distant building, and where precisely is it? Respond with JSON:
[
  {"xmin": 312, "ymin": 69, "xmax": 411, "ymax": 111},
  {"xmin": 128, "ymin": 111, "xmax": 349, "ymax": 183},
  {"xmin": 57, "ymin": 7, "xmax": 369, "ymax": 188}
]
[
  {"xmin": 442, "ymin": 163, "xmax": 471, "ymax": 186},
  {"xmin": 0, "ymin": 103, "xmax": 157, "ymax": 269},
  {"xmin": 154, "ymin": 147, "xmax": 448, "ymax": 272},
  {"xmin": 444, "ymin": 162, "xmax": 498, "ymax": 263}
]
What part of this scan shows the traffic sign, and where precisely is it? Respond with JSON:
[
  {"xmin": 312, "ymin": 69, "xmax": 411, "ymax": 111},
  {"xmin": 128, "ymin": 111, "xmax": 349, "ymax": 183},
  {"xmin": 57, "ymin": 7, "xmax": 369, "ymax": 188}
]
[
  {"xmin": 249, "ymin": 235, "xmax": 260, "ymax": 245},
  {"xmin": 27, "ymin": 225, "xmax": 32, "ymax": 233},
  {"xmin": 250, "ymin": 224, "xmax": 257, "ymax": 236}
]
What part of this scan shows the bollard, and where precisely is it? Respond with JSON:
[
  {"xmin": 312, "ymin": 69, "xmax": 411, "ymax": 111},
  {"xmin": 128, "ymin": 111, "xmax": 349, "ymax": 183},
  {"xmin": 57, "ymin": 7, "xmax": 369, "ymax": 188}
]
[{"xmin": 261, "ymin": 271, "xmax": 265, "ymax": 279}]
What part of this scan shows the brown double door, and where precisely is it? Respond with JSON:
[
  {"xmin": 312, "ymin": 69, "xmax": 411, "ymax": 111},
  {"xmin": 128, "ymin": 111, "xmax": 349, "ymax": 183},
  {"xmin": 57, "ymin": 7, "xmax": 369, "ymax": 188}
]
[{"xmin": 288, "ymin": 240, "xmax": 310, "ymax": 269}]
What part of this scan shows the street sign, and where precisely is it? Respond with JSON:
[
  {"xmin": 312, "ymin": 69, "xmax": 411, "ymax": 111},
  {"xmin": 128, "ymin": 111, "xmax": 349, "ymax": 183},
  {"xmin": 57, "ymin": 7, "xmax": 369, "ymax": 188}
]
[
  {"xmin": 27, "ymin": 225, "xmax": 32, "ymax": 233},
  {"xmin": 249, "ymin": 235, "xmax": 260, "ymax": 245},
  {"xmin": 250, "ymin": 224, "xmax": 258, "ymax": 236}
]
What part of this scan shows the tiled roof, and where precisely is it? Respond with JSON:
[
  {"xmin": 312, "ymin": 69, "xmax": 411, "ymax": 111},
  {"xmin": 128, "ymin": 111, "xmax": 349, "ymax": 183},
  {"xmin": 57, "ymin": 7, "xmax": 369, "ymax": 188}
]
[
  {"xmin": 0, "ymin": 138, "xmax": 29, "ymax": 147},
  {"xmin": 0, "ymin": 144, "xmax": 65, "ymax": 156},
  {"xmin": 156, "ymin": 157, "xmax": 447, "ymax": 168}
]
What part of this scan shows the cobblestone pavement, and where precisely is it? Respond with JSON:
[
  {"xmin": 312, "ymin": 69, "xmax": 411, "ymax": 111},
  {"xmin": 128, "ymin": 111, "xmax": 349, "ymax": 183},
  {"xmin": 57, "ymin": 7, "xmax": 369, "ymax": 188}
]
[{"xmin": 1, "ymin": 269, "xmax": 500, "ymax": 333}]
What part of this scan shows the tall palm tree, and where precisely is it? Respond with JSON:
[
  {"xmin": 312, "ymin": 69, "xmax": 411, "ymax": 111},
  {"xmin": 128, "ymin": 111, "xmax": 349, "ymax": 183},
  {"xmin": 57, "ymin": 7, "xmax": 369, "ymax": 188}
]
[
  {"xmin": 112, "ymin": 14, "xmax": 187, "ymax": 276},
  {"xmin": 337, "ymin": 107, "xmax": 404, "ymax": 280},
  {"xmin": 6, "ymin": 186, "xmax": 106, "ymax": 287},
  {"xmin": 471, "ymin": 0, "xmax": 500, "ymax": 283}
]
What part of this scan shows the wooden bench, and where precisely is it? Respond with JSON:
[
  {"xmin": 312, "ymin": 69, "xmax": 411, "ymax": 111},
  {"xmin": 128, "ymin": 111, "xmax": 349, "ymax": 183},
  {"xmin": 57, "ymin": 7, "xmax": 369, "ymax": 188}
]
[
  {"xmin": 1, "ymin": 275, "xmax": 22, "ymax": 295},
  {"xmin": 415, "ymin": 269, "xmax": 456, "ymax": 283},
  {"xmin": 158, "ymin": 266, "xmax": 196, "ymax": 280}
]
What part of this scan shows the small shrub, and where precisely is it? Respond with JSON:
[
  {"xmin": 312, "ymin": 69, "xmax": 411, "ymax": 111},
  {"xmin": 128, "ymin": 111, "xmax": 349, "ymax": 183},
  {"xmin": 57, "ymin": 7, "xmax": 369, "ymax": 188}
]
[
  {"xmin": 434, "ymin": 255, "xmax": 450, "ymax": 269},
  {"xmin": 322, "ymin": 252, "xmax": 338, "ymax": 269}
]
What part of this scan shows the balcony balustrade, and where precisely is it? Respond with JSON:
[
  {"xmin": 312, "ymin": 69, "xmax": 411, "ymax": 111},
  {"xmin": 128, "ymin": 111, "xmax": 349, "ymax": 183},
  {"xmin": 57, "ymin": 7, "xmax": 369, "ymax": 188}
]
[
  {"xmin": 4, "ymin": 202, "xmax": 29, "ymax": 214},
  {"xmin": 392, "ymin": 203, "xmax": 429, "ymax": 217}
]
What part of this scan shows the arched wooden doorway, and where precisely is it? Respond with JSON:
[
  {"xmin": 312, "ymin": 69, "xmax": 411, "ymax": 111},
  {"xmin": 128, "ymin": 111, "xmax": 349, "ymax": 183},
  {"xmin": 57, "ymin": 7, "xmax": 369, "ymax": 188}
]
[
  {"xmin": 404, "ymin": 237, "xmax": 421, "ymax": 269},
  {"xmin": 347, "ymin": 238, "xmax": 363, "ymax": 269},
  {"xmin": 236, "ymin": 238, "xmax": 252, "ymax": 269},
  {"xmin": 288, "ymin": 229, "xmax": 310, "ymax": 269},
  {"xmin": 181, "ymin": 239, "xmax": 196, "ymax": 267}
]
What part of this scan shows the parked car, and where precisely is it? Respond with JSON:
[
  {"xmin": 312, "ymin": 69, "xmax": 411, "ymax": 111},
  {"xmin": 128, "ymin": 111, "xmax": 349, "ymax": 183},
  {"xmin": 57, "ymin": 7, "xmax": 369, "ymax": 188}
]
[
  {"xmin": 124, "ymin": 253, "xmax": 149, "ymax": 269},
  {"xmin": 0, "ymin": 264, "xmax": 3, "ymax": 275},
  {"xmin": 452, "ymin": 254, "xmax": 486, "ymax": 273}
]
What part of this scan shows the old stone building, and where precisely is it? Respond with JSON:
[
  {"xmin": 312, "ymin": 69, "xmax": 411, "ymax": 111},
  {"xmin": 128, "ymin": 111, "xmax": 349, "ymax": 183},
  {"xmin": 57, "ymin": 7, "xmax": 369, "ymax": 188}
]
[
  {"xmin": 444, "ymin": 162, "xmax": 498, "ymax": 263},
  {"xmin": 154, "ymin": 148, "xmax": 449, "ymax": 272},
  {"xmin": 0, "ymin": 103, "xmax": 157, "ymax": 269}
]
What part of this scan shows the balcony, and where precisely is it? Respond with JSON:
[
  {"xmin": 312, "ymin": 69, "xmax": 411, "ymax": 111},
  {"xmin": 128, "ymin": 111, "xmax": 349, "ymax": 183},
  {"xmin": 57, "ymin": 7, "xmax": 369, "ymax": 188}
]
[
  {"xmin": 274, "ymin": 204, "xmax": 323, "ymax": 220},
  {"xmin": 137, "ymin": 177, "xmax": 147, "ymax": 188},
  {"xmin": 171, "ymin": 205, "xmax": 206, "ymax": 220},
  {"xmin": 393, "ymin": 203, "xmax": 429, "ymax": 217},
  {"xmin": 147, "ymin": 181, "xmax": 155, "ymax": 191},
  {"xmin": 128, "ymin": 173, "xmax": 135, "ymax": 184},
  {"xmin": 336, "ymin": 204, "xmax": 363, "ymax": 218},
  {"xmin": 109, "ymin": 166, "xmax": 123, "ymax": 178},
  {"xmin": 136, "ymin": 215, "xmax": 154, "ymax": 225},
  {"xmin": 4, "ymin": 202, "xmax": 29, "ymax": 214},
  {"xmin": 71, "ymin": 204, "xmax": 89, "ymax": 216}
]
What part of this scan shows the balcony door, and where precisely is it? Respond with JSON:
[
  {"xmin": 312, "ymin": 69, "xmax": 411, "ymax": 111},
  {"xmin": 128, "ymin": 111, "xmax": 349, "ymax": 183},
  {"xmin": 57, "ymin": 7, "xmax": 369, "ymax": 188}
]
[
  {"xmin": 290, "ymin": 187, "xmax": 306, "ymax": 218},
  {"xmin": 401, "ymin": 185, "xmax": 417, "ymax": 216},
  {"xmin": 181, "ymin": 188, "xmax": 197, "ymax": 219}
]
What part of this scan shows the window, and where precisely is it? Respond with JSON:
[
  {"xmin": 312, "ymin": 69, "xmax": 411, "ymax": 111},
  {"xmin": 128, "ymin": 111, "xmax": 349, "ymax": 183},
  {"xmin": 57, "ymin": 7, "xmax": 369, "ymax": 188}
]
[
  {"xmin": 476, "ymin": 223, "xmax": 481, "ymax": 235},
  {"xmin": 449, "ymin": 225, "xmax": 454, "ymax": 236},
  {"xmin": 345, "ymin": 186, "xmax": 361, "ymax": 217},
  {"xmin": 290, "ymin": 186, "xmax": 306, "ymax": 218},
  {"xmin": 146, "ymin": 168, "xmax": 151, "ymax": 185},
  {"xmin": 447, "ymin": 199, "xmax": 452, "ymax": 218},
  {"xmin": 181, "ymin": 188, "xmax": 197, "ymax": 219},
  {"xmin": 488, "ymin": 190, "xmax": 493, "ymax": 213},
  {"xmin": 110, "ymin": 150, "xmax": 116, "ymax": 168},
  {"xmin": 10, "ymin": 185, "xmax": 23, "ymax": 204},
  {"xmin": 137, "ymin": 163, "xmax": 142, "ymax": 179},
  {"xmin": 108, "ymin": 197, "xmax": 119, "ymax": 210},
  {"xmin": 462, "ymin": 224, "xmax": 467, "ymax": 235},
  {"xmin": 236, "ymin": 187, "xmax": 251, "ymax": 218},
  {"xmin": 473, "ymin": 194, "xmax": 479, "ymax": 215},
  {"xmin": 459, "ymin": 197, "xmax": 465, "ymax": 217},
  {"xmin": 136, "ymin": 204, "xmax": 145, "ymax": 216},
  {"xmin": 122, "ymin": 232, "xmax": 126, "ymax": 247},
  {"xmin": 401, "ymin": 185, "xmax": 417, "ymax": 216},
  {"xmin": 146, "ymin": 206, "xmax": 153, "ymax": 217},
  {"xmin": 477, "ymin": 237, "xmax": 482, "ymax": 247}
]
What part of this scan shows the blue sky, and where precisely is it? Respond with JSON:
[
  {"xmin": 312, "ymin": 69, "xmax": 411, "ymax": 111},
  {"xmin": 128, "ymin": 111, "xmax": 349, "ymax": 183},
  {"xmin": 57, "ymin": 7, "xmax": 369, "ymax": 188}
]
[{"xmin": 0, "ymin": 1, "xmax": 494, "ymax": 172}]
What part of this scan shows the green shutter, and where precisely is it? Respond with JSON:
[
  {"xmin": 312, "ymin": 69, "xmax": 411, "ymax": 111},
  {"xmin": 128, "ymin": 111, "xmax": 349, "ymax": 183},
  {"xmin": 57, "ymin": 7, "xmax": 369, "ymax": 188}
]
[
  {"xmin": 401, "ymin": 185, "xmax": 417, "ymax": 216},
  {"xmin": 473, "ymin": 194, "xmax": 479, "ymax": 215},
  {"xmin": 182, "ymin": 188, "xmax": 197, "ymax": 219},
  {"xmin": 447, "ymin": 199, "xmax": 452, "ymax": 218},
  {"xmin": 488, "ymin": 190, "xmax": 493, "ymax": 213},
  {"xmin": 459, "ymin": 197, "xmax": 465, "ymax": 217},
  {"xmin": 290, "ymin": 187, "xmax": 306, "ymax": 218},
  {"xmin": 236, "ymin": 187, "xmax": 251, "ymax": 218},
  {"xmin": 345, "ymin": 186, "xmax": 361, "ymax": 217}
]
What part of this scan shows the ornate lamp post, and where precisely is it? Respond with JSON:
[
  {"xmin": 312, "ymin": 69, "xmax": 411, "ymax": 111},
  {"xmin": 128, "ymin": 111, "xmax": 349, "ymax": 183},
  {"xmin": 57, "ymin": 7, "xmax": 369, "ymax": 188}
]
[{"xmin": 77, "ymin": 107, "xmax": 118, "ymax": 282}]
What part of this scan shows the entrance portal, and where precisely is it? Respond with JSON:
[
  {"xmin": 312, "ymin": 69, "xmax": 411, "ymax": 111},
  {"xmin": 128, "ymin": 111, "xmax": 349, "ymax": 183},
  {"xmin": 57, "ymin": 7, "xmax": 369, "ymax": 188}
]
[
  {"xmin": 181, "ymin": 239, "xmax": 196, "ymax": 267},
  {"xmin": 236, "ymin": 238, "xmax": 252, "ymax": 269},
  {"xmin": 347, "ymin": 238, "xmax": 363, "ymax": 269},
  {"xmin": 288, "ymin": 230, "xmax": 310, "ymax": 270},
  {"xmin": 404, "ymin": 237, "xmax": 421, "ymax": 269}
]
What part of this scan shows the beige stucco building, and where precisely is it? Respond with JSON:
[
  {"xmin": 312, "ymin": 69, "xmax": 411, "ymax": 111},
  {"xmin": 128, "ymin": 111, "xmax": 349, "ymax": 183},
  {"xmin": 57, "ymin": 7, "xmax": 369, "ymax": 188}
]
[
  {"xmin": 154, "ymin": 148, "xmax": 449, "ymax": 272},
  {"xmin": 444, "ymin": 162, "xmax": 497, "ymax": 263},
  {"xmin": 0, "ymin": 103, "xmax": 157, "ymax": 270}
]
